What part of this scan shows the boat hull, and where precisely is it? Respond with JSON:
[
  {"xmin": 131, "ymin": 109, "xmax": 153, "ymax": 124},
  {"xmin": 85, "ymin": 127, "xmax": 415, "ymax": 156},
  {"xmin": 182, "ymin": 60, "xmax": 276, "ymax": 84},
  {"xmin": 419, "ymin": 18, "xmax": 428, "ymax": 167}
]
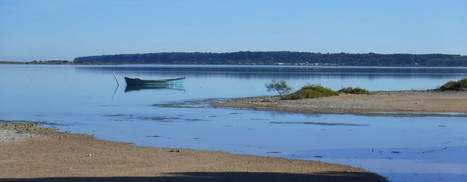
[{"xmin": 124, "ymin": 77, "xmax": 186, "ymax": 85}]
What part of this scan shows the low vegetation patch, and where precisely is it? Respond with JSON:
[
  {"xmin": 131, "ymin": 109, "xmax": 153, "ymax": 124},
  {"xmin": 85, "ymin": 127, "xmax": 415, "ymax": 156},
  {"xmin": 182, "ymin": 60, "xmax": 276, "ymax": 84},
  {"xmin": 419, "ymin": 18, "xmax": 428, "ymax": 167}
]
[
  {"xmin": 338, "ymin": 87, "xmax": 371, "ymax": 95},
  {"xmin": 438, "ymin": 78, "xmax": 467, "ymax": 91},
  {"xmin": 282, "ymin": 84, "xmax": 338, "ymax": 100}
]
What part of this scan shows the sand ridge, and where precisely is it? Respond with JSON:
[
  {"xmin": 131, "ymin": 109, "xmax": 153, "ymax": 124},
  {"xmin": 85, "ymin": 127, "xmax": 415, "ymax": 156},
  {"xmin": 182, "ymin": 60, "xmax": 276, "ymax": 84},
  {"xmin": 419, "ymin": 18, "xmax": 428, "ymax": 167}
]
[
  {"xmin": 0, "ymin": 122, "xmax": 387, "ymax": 182},
  {"xmin": 212, "ymin": 90, "xmax": 467, "ymax": 116}
]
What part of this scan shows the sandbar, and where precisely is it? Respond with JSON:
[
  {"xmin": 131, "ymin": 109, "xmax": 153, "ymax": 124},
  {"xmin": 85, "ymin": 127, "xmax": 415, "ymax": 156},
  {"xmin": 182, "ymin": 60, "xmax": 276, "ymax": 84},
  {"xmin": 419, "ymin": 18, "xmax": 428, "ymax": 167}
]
[
  {"xmin": 212, "ymin": 90, "xmax": 467, "ymax": 117},
  {"xmin": 0, "ymin": 122, "xmax": 387, "ymax": 182}
]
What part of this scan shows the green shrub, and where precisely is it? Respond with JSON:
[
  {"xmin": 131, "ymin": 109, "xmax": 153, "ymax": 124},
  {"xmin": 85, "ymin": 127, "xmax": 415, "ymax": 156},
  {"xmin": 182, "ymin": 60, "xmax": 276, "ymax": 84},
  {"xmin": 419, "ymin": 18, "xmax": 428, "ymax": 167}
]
[
  {"xmin": 459, "ymin": 78, "xmax": 467, "ymax": 88},
  {"xmin": 282, "ymin": 84, "xmax": 338, "ymax": 100},
  {"xmin": 439, "ymin": 81, "xmax": 458, "ymax": 91},
  {"xmin": 265, "ymin": 80, "xmax": 292, "ymax": 96},
  {"xmin": 338, "ymin": 87, "xmax": 371, "ymax": 95},
  {"xmin": 438, "ymin": 78, "xmax": 467, "ymax": 91}
]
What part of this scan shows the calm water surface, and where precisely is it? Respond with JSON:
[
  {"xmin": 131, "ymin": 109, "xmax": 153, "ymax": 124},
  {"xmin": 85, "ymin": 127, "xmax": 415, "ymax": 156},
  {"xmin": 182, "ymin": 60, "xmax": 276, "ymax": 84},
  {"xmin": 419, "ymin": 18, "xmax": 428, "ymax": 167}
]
[{"xmin": 1, "ymin": 64, "xmax": 467, "ymax": 182}]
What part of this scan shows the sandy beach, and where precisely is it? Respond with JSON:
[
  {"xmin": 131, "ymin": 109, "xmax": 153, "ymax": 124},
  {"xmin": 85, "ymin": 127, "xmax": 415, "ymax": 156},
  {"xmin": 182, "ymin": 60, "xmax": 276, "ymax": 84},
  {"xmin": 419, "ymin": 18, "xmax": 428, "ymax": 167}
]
[
  {"xmin": 0, "ymin": 122, "xmax": 387, "ymax": 182},
  {"xmin": 212, "ymin": 90, "xmax": 467, "ymax": 116}
]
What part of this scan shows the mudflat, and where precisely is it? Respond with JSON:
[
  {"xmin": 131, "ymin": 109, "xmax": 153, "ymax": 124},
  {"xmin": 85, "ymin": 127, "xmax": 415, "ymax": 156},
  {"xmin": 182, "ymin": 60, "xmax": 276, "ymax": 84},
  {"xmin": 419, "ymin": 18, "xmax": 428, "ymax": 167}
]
[
  {"xmin": 0, "ymin": 122, "xmax": 387, "ymax": 182},
  {"xmin": 212, "ymin": 90, "xmax": 467, "ymax": 116}
]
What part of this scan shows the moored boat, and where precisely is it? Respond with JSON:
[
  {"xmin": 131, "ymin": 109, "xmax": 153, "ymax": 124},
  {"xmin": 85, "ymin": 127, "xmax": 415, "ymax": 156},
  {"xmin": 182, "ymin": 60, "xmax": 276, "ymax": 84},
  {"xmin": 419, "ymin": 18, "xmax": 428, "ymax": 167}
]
[{"xmin": 124, "ymin": 76, "xmax": 186, "ymax": 85}]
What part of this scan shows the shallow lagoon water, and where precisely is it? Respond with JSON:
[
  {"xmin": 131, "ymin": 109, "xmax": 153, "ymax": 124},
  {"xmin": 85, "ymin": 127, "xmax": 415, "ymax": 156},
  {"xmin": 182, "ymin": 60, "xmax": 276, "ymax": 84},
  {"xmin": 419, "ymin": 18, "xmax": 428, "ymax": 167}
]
[{"xmin": 1, "ymin": 64, "xmax": 467, "ymax": 182}]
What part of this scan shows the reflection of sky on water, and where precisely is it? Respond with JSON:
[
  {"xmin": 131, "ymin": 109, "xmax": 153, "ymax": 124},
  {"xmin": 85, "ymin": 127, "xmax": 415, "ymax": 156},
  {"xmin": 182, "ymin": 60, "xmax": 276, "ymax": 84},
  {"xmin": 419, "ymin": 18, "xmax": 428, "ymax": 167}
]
[
  {"xmin": 76, "ymin": 64, "xmax": 467, "ymax": 91},
  {"xmin": 76, "ymin": 64, "xmax": 467, "ymax": 79},
  {"xmin": 1, "ymin": 64, "xmax": 467, "ymax": 182}
]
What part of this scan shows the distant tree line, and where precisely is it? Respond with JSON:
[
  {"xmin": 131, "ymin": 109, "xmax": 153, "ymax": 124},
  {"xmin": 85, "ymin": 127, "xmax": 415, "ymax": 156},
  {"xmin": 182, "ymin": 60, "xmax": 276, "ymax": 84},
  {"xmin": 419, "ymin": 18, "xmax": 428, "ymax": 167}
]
[
  {"xmin": 29, "ymin": 60, "xmax": 72, "ymax": 64},
  {"xmin": 0, "ymin": 60, "xmax": 117, "ymax": 65},
  {"xmin": 0, "ymin": 60, "xmax": 72, "ymax": 64},
  {"xmin": 72, "ymin": 51, "xmax": 467, "ymax": 67}
]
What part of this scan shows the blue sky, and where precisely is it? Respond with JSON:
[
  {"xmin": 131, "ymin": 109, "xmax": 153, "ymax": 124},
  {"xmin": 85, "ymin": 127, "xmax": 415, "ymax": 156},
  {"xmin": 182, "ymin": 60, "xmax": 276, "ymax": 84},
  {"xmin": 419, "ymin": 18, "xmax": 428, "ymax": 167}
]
[{"xmin": 1, "ymin": 0, "xmax": 466, "ymax": 61}]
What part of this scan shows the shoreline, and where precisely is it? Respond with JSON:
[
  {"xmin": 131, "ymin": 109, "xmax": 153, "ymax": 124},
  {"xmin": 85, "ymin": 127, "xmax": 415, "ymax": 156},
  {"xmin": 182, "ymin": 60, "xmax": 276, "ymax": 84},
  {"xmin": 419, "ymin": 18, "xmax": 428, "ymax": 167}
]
[
  {"xmin": 212, "ymin": 90, "xmax": 467, "ymax": 117},
  {"xmin": 0, "ymin": 122, "xmax": 387, "ymax": 182}
]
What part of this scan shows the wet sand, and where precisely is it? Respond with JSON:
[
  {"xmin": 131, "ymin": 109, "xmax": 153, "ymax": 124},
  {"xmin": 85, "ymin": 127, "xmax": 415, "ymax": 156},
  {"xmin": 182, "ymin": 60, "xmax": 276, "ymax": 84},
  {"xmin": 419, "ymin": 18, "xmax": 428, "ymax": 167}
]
[
  {"xmin": 0, "ymin": 122, "xmax": 387, "ymax": 182},
  {"xmin": 212, "ymin": 90, "xmax": 467, "ymax": 116}
]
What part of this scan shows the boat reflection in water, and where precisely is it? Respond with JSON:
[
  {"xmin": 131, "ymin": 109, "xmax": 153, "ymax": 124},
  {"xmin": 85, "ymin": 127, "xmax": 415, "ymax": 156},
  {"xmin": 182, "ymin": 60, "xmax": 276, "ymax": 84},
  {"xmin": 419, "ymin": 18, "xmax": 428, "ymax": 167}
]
[
  {"xmin": 124, "ymin": 84, "xmax": 186, "ymax": 93},
  {"xmin": 124, "ymin": 76, "xmax": 186, "ymax": 85}
]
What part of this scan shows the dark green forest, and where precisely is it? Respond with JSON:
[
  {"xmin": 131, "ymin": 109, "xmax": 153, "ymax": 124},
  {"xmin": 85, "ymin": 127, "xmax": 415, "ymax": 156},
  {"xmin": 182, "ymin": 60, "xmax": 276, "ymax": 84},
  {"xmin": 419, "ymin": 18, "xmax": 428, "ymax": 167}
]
[{"xmin": 74, "ymin": 52, "xmax": 467, "ymax": 66}]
